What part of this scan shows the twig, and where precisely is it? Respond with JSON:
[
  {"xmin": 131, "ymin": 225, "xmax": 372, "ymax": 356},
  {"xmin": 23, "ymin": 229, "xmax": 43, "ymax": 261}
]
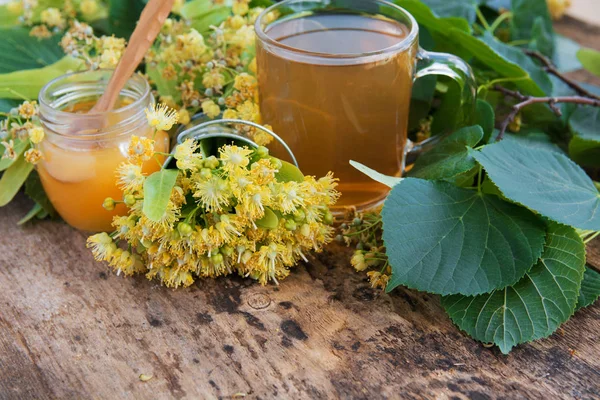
[
  {"xmin": 524, "ymin": 49, "xmax": 600, "ymax": 100},
  {"xmin": 493, "ymin": 85, "xmax": 600, "ymax": 141}
]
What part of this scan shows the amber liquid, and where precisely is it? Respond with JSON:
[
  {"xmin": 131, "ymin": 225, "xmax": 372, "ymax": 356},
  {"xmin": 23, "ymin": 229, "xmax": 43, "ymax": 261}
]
[
  {"xmin": 38, "ymin": 100, "xmax": 169, "ymax": 232},
  {"xmin": 257, "ymin": 13, "xmax": 414, "ymax": 209}
]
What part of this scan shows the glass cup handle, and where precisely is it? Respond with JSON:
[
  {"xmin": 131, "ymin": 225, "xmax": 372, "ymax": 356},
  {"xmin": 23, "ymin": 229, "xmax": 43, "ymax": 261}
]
[{"xmin": 406, "ymin": 48, "xmax": 477, "ymax": 160}]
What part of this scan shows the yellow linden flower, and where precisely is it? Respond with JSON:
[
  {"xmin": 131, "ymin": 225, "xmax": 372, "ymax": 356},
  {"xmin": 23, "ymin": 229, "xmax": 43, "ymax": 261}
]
[
  {"xmin": 145, "ymin": 103, "xmax": 179, "ymax": 131},
  {"xmin": 276, "ymin": 181, "xmax": 305, "ymax": 213},
  {"xmin": 229, "ymin": 15, "xmax": 246, "ymax": 30},
  {"xmin": 350, "ymin": 250, "xmax": 367, "ymax": 272},
  {"xmin": 172, "ymin": 0, "xmax": 184, "ymax": 14},
  {"xmin": 223, "ymin": 109, "xmax": 238, "ymax": 120},
  {"xmin": 236, "ymin": 100, "xmax": 260, "ymax": 122},
  {"xmin": 101, "ymin": 35, "xmax": 125, "ymax": 51},
  {"xmin": 176, "ymin": 29, "xmax": 207, "ymax": 60},
  {"xmin": 41, "ymin": 7, "xmax": 66, "ymax": 28},
  {"xmin": 367, "ymin": 271, "xmax": 390, "ymax": 290},
  {"xmin": 18, "ymin": 101, "xmax": 37, "ymax": 119},
  {"xmin": 178, "ymin": 108, "xmax": 191, "ymax": 125},
  {"xmin": 202, "ymin": 70, "xmax": 226, "ymax": 89},
  {"xmin": 231, "ymin": 25, "xmax": 255, "ymax": 48},
  {"xmin": 201, "ymin": 100, "xmax": 221, "ymax": 119},
  {"xmin": 248, "ymin": 57, "xmax": 257, "ymax": 75},
  {"xmin": 99, "ymin": 49, "xmax": 121, "ymax": 68},
  {"xmin": 24, "ymin": 148, "xmax": 43, "ymax": 164},
  {"xmin": 219, "ymin": 145, "xmax": 252, "ymax": 171},
  {"xmin": 232, "ymin": 0, "xmax": 249, "ymax": 16},
  {"xmin": 233, "ymin": 73, "xmax": 257, "ymax": 96},
  {"xmin": 194, "ymin": 176, "xmax": 231, "ymax": 211},
  {"xmin": 1, "ymin": 140, "xmax": 16, "ymax": 160},
  {"xmin": 80, "ymin": 0, "xmax": 99, "ymax": 16},
  {"xmin": 116, "ymin": 163, "xmax": 145, "ymax": 193},
  {"xmin": 30, "ymin": 25, "xmax": 52, "ymax": 38},
  {"xmin": 547, "ymin": 0, "xmax": 571, "ymax": 20},
  {"xmin": 28, "ymin": 126, "xmax": 44, "ymax": 144},
  {"xmin": 86, "ymin": 232, "xmax": 117, "ymax": 262},
  {"xmin": 127, "ymin": 135, "xmax": 155, "ymax": 164}
]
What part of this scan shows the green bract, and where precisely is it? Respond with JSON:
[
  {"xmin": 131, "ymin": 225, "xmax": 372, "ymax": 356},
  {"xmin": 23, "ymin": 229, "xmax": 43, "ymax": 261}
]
[{"xmin": 143, "ymin": 169, "xmax": 179, "ymax": 222}]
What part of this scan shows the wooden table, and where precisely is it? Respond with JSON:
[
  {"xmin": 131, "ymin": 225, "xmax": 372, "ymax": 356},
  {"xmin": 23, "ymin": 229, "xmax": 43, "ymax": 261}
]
[{"xmin": 2, "ymin": 17, "xmax": 600, "ymax": 400}]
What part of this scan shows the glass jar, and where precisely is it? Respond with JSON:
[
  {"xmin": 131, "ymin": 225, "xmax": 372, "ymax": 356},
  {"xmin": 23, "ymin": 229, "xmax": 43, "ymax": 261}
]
[{"xmin": 38, "ymin": 70, "xmax": 170, "ymax": 232}]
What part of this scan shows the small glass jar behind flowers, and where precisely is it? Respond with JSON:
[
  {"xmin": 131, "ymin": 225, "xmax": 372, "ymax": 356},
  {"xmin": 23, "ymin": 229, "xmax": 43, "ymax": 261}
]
[{"xmin": 87, "ymin": 105, "xmax": 340, "ymax": 287}]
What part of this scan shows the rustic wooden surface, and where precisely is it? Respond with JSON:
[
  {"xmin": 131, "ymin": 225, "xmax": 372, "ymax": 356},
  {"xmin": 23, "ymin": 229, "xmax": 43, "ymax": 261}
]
[{"xmin": 2, "ymin": 16, "xmax": 600, "ymax": 400}]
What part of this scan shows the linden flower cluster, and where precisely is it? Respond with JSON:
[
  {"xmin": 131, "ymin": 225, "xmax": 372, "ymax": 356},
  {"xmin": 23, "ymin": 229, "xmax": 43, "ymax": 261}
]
[
  {"xmin": 88, "ymin": 121, "xmax": 339, "ymax": 288},
  {"xmin": 145, "ymin": 0, "xmax": 275, "ymax": 145},
  {"xmin": 0, "ymin": 100, "xmax": 45, "ymax": 166},
  {"xmin": 6, "ymin": 0, "xmax": 106, "ymax": 38},
  {"xmin": 340, "ymin": 210, "xmax": 391, "ymax": 290},
  {"xmin": 60, "ymin": 20, "xmax": 126, "ymax": 69}
]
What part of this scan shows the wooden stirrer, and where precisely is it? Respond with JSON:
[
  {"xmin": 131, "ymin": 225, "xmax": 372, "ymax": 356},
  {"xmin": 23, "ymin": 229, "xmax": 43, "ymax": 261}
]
[{"xmin": 90, "ymin": 0, "xmax": 175, "ymax": 113}]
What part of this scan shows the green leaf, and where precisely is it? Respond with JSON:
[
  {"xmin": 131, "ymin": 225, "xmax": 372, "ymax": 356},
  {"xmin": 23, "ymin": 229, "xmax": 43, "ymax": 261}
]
[
  {"xmin": 18, "ymin": 203, "xmax": 43, "ymax": 225},
  {"xmin": 189, "ymin": 6, "xmax": 231, "ymax": 34},
  {"xmin": 0, "ymin": 56, "xmax": 84, "ymax": 100},
  {"xmin": 249, "ymin": 0, "xmax": 275, "ymax": 7},
  {"xmin": 255, "ymin": 207, "xmax": 279, "ymax": 229},
  {"xmin": 108, "ymin": 0, "xmax": 147, "ymax": 39},
  {"xmin": 576, "ymin": 267, "xmax": 600, "ymax": 310},
  {"xmin": 142, "ymin": 169, "xmax": 179, "ymax": 222},
  {"xmin": 408, "ymin": 125, "xmax": 483, "ymax": 183},
  {"xmin": 350, "ymin": 160, "xmax": 402, "ymax": 188},
  {"xmin": 0, "ymin": 5, "xmax": 20, "ymax": 28},
  {"xmin": 449, "ymin": 30, "xmax": 552, "ymax": 96},
  {"xmin": 420, "ymin": 0, "xmax": 478, "ymax": 23},
  {"xmin": 529, "ymin": 16, "xmax": 553, "ymax": 58},
  {"xmin": 274, "ymin": 159, "xmax": 304, "ymax": 183},
  {"xmin": 0, "ymin": 28, "xmax": 64, "ymax": 73},
  {"xmin": 382, "ymin": 178, "xmax": 546, "ymax": 296},
  {"xmin": 24, "ymin": 170, "xmax": 55, "ymax": 217},
  {"xmin": 476, "ymin": 100, "xmax": 495, "ymax": 143},
  {"xmin": 179, "ymin": 0, "xmax": 212, "ymax": 19},
  {"xmin": 443, "ymin": 224, "xmax": 585, "ymax": 354},
  {"xmin": 511, "ymin": 0, "xmax": 554, "ymax": 56},
  {"xmin": 577, "ymin": 48, "xmax": 600, "ymax": 78},
  {"xmin": 492, "ymin": 130, "xmax": 564, "ymax": 154},
  {"xmin": 0, "ymin": 98, "xmax": 20, "ymax": 113},
  {"xmin": 554, "ymin": 34, "xmax": 582, "ymax": 73},
  {"xmin": 568, "ymin": 106, "xmax": 600, "ymax": 167},
  {"xmin": 474, "ymin": 140, "xmax": 600, "ymax": 230},
  {"xmin": 0, "ymin": 152, "xmax": 34, "ymax": 206},
  {"xmin": 147, "ymin": 63, "xmax": 181, "ymax": 102},
  {"xmin": 394, "ymin": 0, "xmax": 471, "ymax": 35},
  {"xmin": 0, "ymin": 140, "xmax": 28, "ymax": 171}
]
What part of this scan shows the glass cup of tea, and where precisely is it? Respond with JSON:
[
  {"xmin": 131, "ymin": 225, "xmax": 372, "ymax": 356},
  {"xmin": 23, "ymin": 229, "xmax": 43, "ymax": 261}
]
[{"xmin": 255, "ymin": 0, "xmax": 476, "ymax": 210}]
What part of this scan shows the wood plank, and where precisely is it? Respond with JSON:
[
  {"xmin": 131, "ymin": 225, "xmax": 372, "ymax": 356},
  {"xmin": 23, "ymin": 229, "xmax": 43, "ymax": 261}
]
[{"xmin": 1, "ymin": 192, "xmax": 600, "ymax": 399}]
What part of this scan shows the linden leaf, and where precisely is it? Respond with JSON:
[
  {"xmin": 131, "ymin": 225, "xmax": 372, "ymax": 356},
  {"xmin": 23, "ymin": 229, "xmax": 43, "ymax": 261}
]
[
  {"xmin": 408, "ymin": 125, "xmax": 483, "ymax": 183},
  {"xmin": 350, "ymin": 160, "xmax": 402, "ymax": 188},
  {"xmin": 476, "ymin": 100, "xmax": 495, "ymax": 143},
  {"xmin": 17, "ymin": 203, "xmax": 43, "ymax": 225},
  {"xmin": 443, "ymin": 224, "xmax": 585, "ymax": 354},
  {"xmin": 0, "ymin": 152, "xmax": 34, "ymax": 207},
  {"xmin": 577, "ymin": 48, "xmax": 600, "ymax": 78},
  {"xmin": 274, "ymin": 159, "xmax": 304, "ymax": 183},
  {"xmin": 255, "ymin": 207, "xmax": 279, "ymax": 229},
  {"xmin": 473, "ymin": 140, "xmax": 600, "ymax": 231},
  {"xmin": 568, "ymin": 105, "xmax": 600, "ymax": 167},
  {"xmin": 143, "ymin": 169, "xmax": 179, "ymax": 222},
  {"xmin": 576, "ymin": 266, "xmax": 600, "ymax": 310},
  {"xmin": 382, "ymin": 178, "xmax": 546, "ymax": 296}
]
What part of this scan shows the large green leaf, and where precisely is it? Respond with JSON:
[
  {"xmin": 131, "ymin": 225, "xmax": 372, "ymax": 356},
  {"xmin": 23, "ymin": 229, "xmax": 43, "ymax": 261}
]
[
  {"xmin": 0, "ymin": 28, "xmax": 64, "ymax": 73},
  {"xmin": 189, "ymin": 6, "xmax": 231, "ymax": 34},
  {"xmin": 568, "ymin": 106, "xmax": 600, "ymax": 167},
  {"xmin": 142, "ymin": 168, "xmax": 179, "ymax": 222},
  {"xmin": 382, "ymin": 178, "xmax": 546, "ymax": 296},
  {"xmin": 511, "ymin": 0, "xmax": 554, "ymax": 56},
  {"xmin": 554, "ymin": 34, "xmax": 582, "ymax": 73},
  {"xmin": 449, "ymin": 30, "xmax": 552, "ymax": 96},
  {"xmin": 529, "ymin": 16, "xmax": 553, "ymax": 57},
  {"xmin": 577, "ymin": 48, "xmax": 600, "ymax": 78},
  {"xmin": 474, "ymin": 140, "xmax": 600, "ymax": 230},
  {"xmin": 408, "ymin": 125, "xmax": 483, "ymax": 183},
  {"xmin": 576, "ymin": 267, "xmax": 600, "ymax": 310},
  {"xmin": 0, "ymin": 152, "xmax": 34, "ymax": 206},
  {"xmin": 443, "ymin": 224, "xmax": 585, "ymax": 354},
  {"xmin": 179, "ymin": 0, "xmax": 212, "ymax": 19},
  {"xmin": 0, "ymin": 56, "xmax": 84, "ymax": 100},
  {"xmin": 108, "ymin": 0, "xmax": 147, "ymax": 39},
  {"xmin": 476, "ymin": 99, "xmax": 495, "ymax": 143},
  {"xmin": 394, "ymin": 0, "xmax": 471, "ymax": 35},
  {"xmin": 0, "ymin": 140, "xmax": 28, "ymax": 171},
  {"xmin": 420, "ymin": 0, "xmax": 479, "ymax": 23}
]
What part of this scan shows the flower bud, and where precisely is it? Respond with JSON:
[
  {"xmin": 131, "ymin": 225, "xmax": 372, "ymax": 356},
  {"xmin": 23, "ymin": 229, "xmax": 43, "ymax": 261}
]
[
  {"xmin": 124, "ymin": 194, "xmax": 136, "ymax": 207},
  {"xmin": 102, "ymin": 197, "xmax": 115, "ymax": 211},
  {"xmin": 177, "ymin": 222, "xmax": 193, "ymax": 237}
]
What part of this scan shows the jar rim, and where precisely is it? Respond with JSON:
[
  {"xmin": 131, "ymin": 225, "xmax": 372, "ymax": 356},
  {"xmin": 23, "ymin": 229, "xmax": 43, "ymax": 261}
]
[{"xmin": 38, "ymin": 69, "xmax": 153, "ymax": 139}]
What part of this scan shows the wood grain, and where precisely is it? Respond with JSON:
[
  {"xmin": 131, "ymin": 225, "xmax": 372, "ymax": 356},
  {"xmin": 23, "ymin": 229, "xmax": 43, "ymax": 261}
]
[{"xmin": 1, "ymin": 15, "xmax": 600, "ymax": 400}]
